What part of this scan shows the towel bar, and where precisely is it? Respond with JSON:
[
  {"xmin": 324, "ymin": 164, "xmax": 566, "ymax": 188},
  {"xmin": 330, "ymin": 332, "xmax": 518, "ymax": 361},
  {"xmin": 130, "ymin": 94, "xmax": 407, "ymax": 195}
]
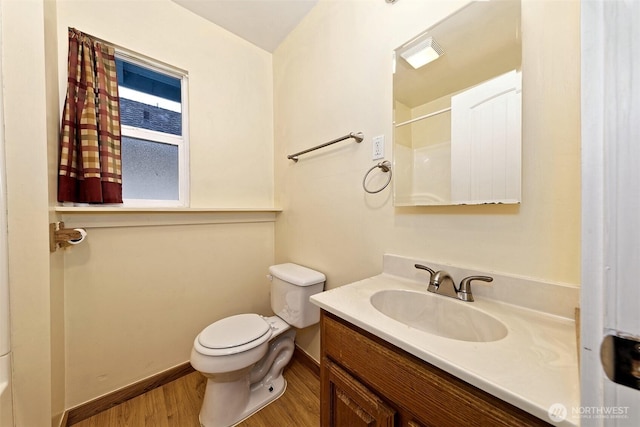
[{"xmin": 287, "ymin": 132, "xmax": 363, "ymax": 162}]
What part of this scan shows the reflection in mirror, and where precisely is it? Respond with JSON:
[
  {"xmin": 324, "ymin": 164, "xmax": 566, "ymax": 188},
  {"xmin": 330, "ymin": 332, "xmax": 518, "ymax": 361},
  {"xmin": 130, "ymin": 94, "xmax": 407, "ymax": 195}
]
[{"xmin": 393, "ymin": 0, "xmax": 522, "ymax": 206}]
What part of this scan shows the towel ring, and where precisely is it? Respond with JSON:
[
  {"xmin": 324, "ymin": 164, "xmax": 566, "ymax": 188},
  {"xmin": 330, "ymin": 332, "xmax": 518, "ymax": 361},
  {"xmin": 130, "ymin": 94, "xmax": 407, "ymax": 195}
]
[{"xmin": 363, "ymin": 160, "xmax": 392, "ymax": 194}]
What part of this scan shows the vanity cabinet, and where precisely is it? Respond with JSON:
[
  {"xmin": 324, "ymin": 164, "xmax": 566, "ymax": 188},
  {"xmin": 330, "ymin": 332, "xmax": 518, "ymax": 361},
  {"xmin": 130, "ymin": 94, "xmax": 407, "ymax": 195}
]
[
  {"xmin": 324, "ymin": 358, "xmax": 395, "ymax": 426},
  {"xmin": 320, "ymin": 311, "xmax": 551, "ymax": 427}
]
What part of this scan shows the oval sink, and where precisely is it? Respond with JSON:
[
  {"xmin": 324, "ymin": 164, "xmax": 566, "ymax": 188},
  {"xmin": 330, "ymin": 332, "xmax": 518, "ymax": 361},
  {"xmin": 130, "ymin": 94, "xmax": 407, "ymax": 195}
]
[{"xmin": 370, "ymin": 290, "xmax": 508, "ymax": 342}]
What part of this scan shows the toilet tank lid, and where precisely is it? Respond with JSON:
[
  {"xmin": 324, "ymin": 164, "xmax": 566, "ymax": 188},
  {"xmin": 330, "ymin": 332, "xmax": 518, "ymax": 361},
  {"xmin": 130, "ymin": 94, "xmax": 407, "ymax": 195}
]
[{"xmin": 269, "ymin": 263, "xmax": 325, "ymax": 287}]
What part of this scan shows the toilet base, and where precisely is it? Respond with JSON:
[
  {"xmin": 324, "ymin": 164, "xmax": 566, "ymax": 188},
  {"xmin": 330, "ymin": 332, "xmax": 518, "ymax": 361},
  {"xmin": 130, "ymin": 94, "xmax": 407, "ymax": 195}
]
[
  {"xmin": 198, "ymin": 328, "xmax": 296, "ymax": 427},
  {"xmin": 234, "ymin": 375, "xmax": 287, "ymax": 426},
  {"xmin": 199, "ymin": 376, "xmax": 287, "ymax": 427}
]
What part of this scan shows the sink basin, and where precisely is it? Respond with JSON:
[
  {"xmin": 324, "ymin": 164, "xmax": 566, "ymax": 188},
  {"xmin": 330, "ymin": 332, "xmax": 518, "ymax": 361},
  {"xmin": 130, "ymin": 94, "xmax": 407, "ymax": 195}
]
[{"xmin": 370, "ymin": 290, "xmax": 508, "ymax": 342}]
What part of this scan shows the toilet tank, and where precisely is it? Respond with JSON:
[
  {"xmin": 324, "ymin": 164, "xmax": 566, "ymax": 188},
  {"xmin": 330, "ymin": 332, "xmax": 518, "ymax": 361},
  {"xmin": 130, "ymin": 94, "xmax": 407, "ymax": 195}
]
[{"xmin": 268, "ymin": 263, "xmax": 325, "ymax": 328}]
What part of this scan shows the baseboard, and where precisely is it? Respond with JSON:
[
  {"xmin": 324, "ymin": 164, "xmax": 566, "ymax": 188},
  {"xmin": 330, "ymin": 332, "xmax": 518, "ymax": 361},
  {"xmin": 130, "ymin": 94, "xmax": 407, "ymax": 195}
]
[
  {"xmin": 292, "ymin": 345, "xmax": 320, "ymax": 377},
  {"xmin": 62, "ymin": 345, "xmax": 320, "ymax": 426},
  {"xmin": 64, "ymin": 361, "xmax": 194, "ymax": 426}
]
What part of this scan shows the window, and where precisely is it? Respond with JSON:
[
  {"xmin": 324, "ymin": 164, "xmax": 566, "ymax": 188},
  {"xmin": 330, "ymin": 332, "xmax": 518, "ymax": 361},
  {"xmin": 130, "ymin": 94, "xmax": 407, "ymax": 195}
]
[{"xmin": 116, "ymin": 54, "xmax": 189, "ymax": 207}]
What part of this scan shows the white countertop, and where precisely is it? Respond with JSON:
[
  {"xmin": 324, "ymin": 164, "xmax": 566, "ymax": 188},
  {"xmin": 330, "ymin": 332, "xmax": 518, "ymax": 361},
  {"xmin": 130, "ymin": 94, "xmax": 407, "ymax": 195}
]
[{"xmin": 311, "ymin": 256, "xmax": 580, "ymax": 426}]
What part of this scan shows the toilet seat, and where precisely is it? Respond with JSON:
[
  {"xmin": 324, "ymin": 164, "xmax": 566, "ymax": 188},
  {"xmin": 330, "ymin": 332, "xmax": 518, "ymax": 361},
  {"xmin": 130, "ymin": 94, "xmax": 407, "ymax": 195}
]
[{"xmin": 197, "ymin": 313, "xmax": 272, "ymax": 356}]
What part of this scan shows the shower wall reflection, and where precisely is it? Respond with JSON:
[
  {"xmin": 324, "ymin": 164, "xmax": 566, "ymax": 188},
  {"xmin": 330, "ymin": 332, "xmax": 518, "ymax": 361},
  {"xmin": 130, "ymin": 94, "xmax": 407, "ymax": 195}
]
[{"xmin": 393, "ymin": 0, "xmax": 522, "ymax": 206}]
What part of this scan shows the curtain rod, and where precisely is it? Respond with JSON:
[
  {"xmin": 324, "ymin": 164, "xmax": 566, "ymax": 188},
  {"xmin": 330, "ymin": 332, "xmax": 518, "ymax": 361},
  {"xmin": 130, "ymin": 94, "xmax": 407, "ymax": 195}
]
[
  {"xmin": 67, "ymin": 27, "xmax": 188, "ymax": 76},
  {"xmin": 395, "ymin": 107, "xmax": 451, "ymax": 128}
]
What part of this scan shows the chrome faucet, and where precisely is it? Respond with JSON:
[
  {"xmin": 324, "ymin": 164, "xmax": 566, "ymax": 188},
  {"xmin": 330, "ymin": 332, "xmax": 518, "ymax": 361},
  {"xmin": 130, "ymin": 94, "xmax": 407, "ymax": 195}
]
[{"xmin": 414, "ymin": 264, "xmax": 493, "ymax": 302}]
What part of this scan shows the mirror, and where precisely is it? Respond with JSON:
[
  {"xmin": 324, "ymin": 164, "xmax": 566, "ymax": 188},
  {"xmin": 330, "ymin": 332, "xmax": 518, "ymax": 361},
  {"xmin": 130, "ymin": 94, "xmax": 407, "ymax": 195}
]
[{"xmin": 393, "ymin": 0, "xmax": 522, "ymax": 206}]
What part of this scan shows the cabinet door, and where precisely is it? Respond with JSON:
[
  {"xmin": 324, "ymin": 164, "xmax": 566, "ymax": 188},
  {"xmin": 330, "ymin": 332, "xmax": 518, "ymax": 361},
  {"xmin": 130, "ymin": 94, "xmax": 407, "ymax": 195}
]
[{"xmin": 321, "ymin": 358, "xmax": 395, "ymax": 427}]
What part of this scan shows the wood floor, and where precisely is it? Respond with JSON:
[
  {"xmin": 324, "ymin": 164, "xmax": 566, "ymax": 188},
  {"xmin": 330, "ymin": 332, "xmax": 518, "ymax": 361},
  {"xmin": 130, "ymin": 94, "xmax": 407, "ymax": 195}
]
[{"xmin": 72, "ymin": 357, "xmax": 320, "ymax": 427}]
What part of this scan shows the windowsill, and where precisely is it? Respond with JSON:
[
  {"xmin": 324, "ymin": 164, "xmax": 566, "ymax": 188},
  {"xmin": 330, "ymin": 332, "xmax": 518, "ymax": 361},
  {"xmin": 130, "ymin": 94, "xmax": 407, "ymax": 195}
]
[
  {"xmin": 54, "ymin": 206, "xmax": 282, "ymax": 228},
  {"xmin": 54, "ymin": 206, "xmax": 281, "ymax": 213}
]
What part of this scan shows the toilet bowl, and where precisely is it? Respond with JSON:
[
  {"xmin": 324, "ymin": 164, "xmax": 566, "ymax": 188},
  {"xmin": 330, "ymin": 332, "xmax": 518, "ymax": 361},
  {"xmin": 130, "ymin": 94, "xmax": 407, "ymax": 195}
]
[{"xmin": 190, "ymin": 263, "xmax": 325, "ymax": 427}]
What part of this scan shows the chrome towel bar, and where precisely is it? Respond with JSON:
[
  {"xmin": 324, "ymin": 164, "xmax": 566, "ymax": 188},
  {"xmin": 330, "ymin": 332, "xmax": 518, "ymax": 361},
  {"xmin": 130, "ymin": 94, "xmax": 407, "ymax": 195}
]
[{"xmin": 287, "ymin": 132, "xmax": 364, "ymax": 162}]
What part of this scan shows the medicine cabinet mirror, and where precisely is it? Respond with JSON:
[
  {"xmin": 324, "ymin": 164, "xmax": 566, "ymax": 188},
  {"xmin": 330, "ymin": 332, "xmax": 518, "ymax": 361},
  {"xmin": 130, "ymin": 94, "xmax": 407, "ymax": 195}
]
[{"xmin": 393, "ymin": 0, "xmax": 522, "ymax": 206}]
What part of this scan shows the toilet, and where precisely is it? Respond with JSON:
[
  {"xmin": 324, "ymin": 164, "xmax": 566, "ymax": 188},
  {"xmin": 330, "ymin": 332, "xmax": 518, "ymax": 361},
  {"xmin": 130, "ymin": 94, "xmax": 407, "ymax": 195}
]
[{"xmin": 190, "ymin": 263, "xmax": 326, "ymax": 427}]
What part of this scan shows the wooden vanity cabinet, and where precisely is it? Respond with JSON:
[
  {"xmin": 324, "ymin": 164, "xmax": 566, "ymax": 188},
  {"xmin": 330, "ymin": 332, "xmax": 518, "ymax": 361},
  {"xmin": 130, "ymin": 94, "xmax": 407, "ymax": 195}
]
[
  {"xmin": 323, "ymin": 357, "xmax": 395, "ymax": 426},
  {"xmin": 320, "ymin": 310, "xmax": 551, "ymax": 427}
]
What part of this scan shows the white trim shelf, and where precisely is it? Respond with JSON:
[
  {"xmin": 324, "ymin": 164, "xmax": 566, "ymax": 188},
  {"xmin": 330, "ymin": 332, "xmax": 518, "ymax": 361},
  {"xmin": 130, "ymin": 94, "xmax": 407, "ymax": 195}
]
[{"xmin": 54, "ymin": 207, "xmax": 281, "ymax": 229}]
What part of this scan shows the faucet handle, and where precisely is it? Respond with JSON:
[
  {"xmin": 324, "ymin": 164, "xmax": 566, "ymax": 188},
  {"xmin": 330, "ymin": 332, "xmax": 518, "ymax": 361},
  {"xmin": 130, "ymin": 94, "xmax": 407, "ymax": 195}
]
[
  {"xmin": 415, "ymin": 264, "xmax": 439, "ymax": 292},
  {"xmin": 458, "ymin": 276, "xmax": 493, "ymax": 302},
  {"xmin": 414, "ymin": 264, "xmax": 435, "ymax": 278}
]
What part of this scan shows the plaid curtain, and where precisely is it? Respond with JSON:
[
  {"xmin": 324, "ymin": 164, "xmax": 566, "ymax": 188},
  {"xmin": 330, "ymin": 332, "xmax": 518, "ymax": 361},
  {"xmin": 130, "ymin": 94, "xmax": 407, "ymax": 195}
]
[{"xmin": 57, "ymin": 28, "xmax": 122, "ymax": 204}]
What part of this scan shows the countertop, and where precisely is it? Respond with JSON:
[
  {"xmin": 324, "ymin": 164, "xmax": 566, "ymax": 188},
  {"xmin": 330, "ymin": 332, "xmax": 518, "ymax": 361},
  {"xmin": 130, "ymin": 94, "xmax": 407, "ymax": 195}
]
[{"xmin": 311, "ymin": 258, "xmax": 580, "ymax": 426}]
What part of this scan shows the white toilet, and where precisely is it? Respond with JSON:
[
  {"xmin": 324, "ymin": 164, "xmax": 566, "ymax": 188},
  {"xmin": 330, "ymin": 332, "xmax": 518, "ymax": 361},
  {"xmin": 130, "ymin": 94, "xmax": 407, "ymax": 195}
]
[{"xmin": 190, "ymin": 263, "xmax": 325, "ymax": 427}]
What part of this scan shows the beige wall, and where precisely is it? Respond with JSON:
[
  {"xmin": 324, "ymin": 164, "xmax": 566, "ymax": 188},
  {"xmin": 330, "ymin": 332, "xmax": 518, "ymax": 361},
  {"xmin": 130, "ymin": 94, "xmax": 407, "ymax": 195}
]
[
  {"xmin": 63, "ymin": 222, "xmax": 274, "ymax": 407},
  {"xmin": 274, "ymin": 0, "xmax": 581, "ymax": 360},
  {"xmin": 1, "ymin": 0, "xmax": 580, "ymax": 421},
  {"xmin": 55, "ymin": 0, "xmax": 274, "ymax": 208},
  {"xmin": 3, "ymin": 0, "xmax": 276, "ymax": 419},
  {"xmin": 410, "ymin": 96, "xmax": 452, "ymax": 149},
  {"xmin": 44, "ymin": 0, "xmax": 67, "ymax": 423},
  {"xmin": 1, "ymin": 0, "xmax": 56, "ymax": 425},
  {"xmin": 53, "ymin": 0, "xmax": 277, "ymax": 409}
]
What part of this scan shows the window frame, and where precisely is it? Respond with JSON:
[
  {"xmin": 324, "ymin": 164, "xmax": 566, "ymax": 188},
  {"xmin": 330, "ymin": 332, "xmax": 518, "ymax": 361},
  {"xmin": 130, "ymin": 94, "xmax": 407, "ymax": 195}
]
[{"xmin": 115, "ymin": 50, "xmax": 190, "ymax": 208}]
